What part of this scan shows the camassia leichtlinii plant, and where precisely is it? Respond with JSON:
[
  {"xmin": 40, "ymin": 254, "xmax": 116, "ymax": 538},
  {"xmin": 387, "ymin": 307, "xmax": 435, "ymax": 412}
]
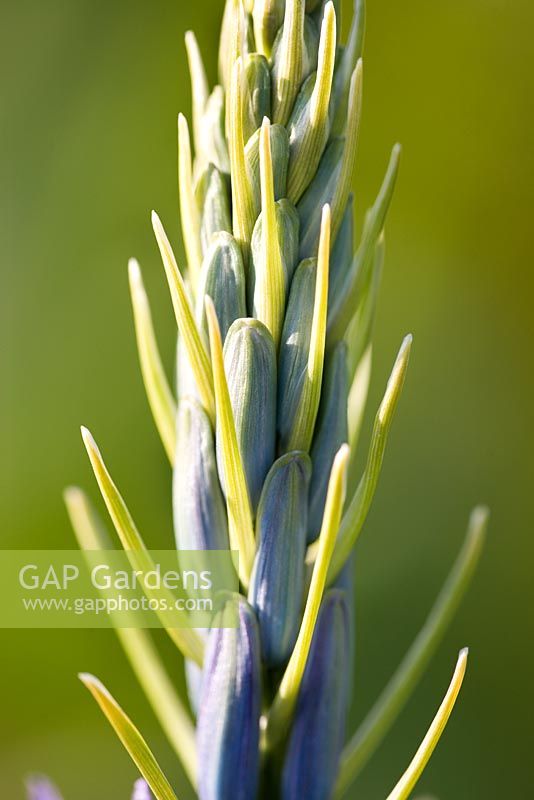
[{"xmin": 32, "ymin": 1, "xmax": 488, "ymax": 799}]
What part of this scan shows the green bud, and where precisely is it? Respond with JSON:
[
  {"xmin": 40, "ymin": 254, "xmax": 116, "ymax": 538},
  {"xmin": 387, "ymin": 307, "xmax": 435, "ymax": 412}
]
[
  {"xmin": 271, "ymin": 14, "xmax": 320, "ymax": 89},
  {"xmin": 243, "ymin": 54, "xmax": 271, "ymax": 143},
  {"xmin": 286, "ymin": 2, "xmax": 336, "ymax": 203},
  {"xmin": 220, "ymin": 318, "xmax": 277, "ymax": 511},
  {"xmin": 308, "ymin": 342, "xmax": 348, "ymax": 541},
  {"xmin": 249, "ymin": 198, "xmax": 300, "ymax": 312},
  {"xmin": 297, "ymin": 137, "xmax": 344, "ymax": 259},
  {"xmin": 252, "ymin": 0, "xmax": 285, "ymax": 57},
  {"xmin": 196, "ymin": 232, "xmax": 247, "ymax": 341},
  {"xmin": 245, "ymin": 122, "xmax": 290, "ymax": 213},
  {"xmin": 277, "ymin": 257, "xmax": 317, "ymax": 450},
  {"xmin": 196, "ymin": 165, "xmax": 232, "ymax": 254}
]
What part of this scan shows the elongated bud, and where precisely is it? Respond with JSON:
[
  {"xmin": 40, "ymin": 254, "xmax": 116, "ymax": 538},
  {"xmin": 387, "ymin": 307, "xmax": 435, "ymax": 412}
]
[
  {"xmin": 196, "ymin": 232, "xmax": 247, "ymax": 341},
  {"xmin": 308, "ymin": 342, "xmax": 349, "ymax": 541},
  {"xmin": 271, "ymin": 13, "xmax": 320, "ymax": 94},
  {"xmin": 282, "ymin": 590, "xmax": 350, "ymax": 800},
  {"xmin": 197, "ymin": 596, "xmax": 262, "ymax": 800},
  {"xmin": 173, "ymin": 396, "xmax": 229, "ymax": 551},
  {"xmin": 297, "ymin": 137, "xmax": 344, "ymax": 259},
  {"xmin": 243, "ymin": 54, "xmax": 271, "ymax": 143},
  {"xmin": 283, "ymin": 205, "xmax": 330, "ymax": 453},
  {"xmin": 26, "ymin": 777, "xmax": 63, "ymax": 800},
  {"xmin": 249, "ymin": 198, "xmax": 299, "ymax": 311},
  {"xmin": 220, "ymin": 318, "xmax": 277, "ymax": 511},
  {"xmin": 277, "ymin": 257, "xmax": 317, "ymax": 448},
  {"xmin": 286, "ymin": 2, "xmax": 337, "ymax": 203},
  {"xmin": 196, "ymin": 165, "xmax": 232, "ymax": 254},
  {"xmin": 252, "ymin": 0, "xmax": 285, "ymax": 57},
  {"xmin": 199, "ymin": 86, "xmax": 230, "ymax": 174},
  {"xmin": 245, "ymin": 122, "xmax": 290, "ymax": 210},
  {"xmin": 249, "ymin": 452, "xmax": 311, "ymax": 665}
]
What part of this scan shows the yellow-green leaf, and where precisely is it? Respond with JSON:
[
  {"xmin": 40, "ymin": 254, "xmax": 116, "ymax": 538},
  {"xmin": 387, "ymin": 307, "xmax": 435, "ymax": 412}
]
[
  {"xmin": 80, "ymin": 427, "xmax": 205, "ymax": 666},
  {"xmin": 385, "ymin": 649, "xmax": 469, "ymax": 800},
  {"xmin": 80, "ymin": 673, "xmax": 180, "ymax": 800},
  {"xmin": 128, "ymin": 259, "xmax": 176, "ymax": 464},
  {"xmin": 152, "ymin": 210, "xmax": 215, "ymax": 425},
  {"xmin": 65, "ymin": 487, "xmax": 197, "ymax": 788}
]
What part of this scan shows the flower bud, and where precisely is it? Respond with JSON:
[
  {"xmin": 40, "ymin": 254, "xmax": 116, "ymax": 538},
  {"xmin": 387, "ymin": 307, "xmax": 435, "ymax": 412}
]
[
  {"xmin": 219, "ymin": 319, "xmax": 277, "ymax": 511},
  {"xmin": 308, "ymin": 342, "xmax": 349, "ymax": 541},
  {"xmin": 173, "ymin": 396, "xmax": 229, "ymax": 551},
  {"xmin": 282, "ymin": 590, "xmax": 350, "ymax": 800},
  {"xmin": 243, "ymin": 54, "xmax": 271, "ymax": 143},
  {"xmin": 271, "ymin": 15, "xmax": 320, "ymax": 91},
  {"xmin": 249, "ymin": 452, "xmax": 311, "ymax": 666},
  {"xmin": 249, "ymin": 198, "xmax": 300, "ymax": 310},
  {"xmin": 196, "ymin": 232, "xmax": 247, "ymax": 342},
  {"xmin": 197, "ymin": 165, "xmax": 232, "ymax": 255},
  {"xmin": 277, "ymin": 258, "xmax": 317, "ymax": 450},
  {"xmin": 252, "ymin": 0, "xmax": 285, "ymax": 57},
  {"xmin": 197, "ymin": 596, "xmax": 262, "ymax": 800},
  {"xmin": 245, "ymin": 122, "xmax": 290, "ymax": 211},
  {"xmin": 297, "ymin": 137, "xmax": 344, "ymax": 259}
]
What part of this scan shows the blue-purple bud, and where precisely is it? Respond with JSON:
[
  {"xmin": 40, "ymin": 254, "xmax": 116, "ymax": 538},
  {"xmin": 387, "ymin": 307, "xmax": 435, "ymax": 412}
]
[
  {"xmin": 282, "ymin": 590, "xmax": 350, "ymax": 800},
  {"xmin": 173, "ymin": 396, "xmax": 229, "ymax": 551},
  {"xmin": 277, "ymin": 258, "xmax": 316, "ymax": 451},
  {"xmin": 196, "ymin": 232, "xmax": 246, "ymax": 342},
  {"xmin": 297, "ymin": 138, "xmax": 344, "ymax": 260},
  {"xmin": 329, "ymin": 195, "xmax": 354, "ymax": 303},
  {"xmin": 220, "ymin": 318, "xmax": 277, "ymax": 511},
  {"xmin": 197, "ymin": 596, "xmax": 262, "ymax": 800},
  {"xmin": 249, "ymin": 452, "xmax": 311, "ymax": 666}
]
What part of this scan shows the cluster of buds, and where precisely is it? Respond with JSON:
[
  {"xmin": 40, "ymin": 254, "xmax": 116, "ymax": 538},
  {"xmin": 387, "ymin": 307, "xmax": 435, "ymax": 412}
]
[{"xmin": 32, "ymin": 1, "xmax": 488, "ymax": 799}]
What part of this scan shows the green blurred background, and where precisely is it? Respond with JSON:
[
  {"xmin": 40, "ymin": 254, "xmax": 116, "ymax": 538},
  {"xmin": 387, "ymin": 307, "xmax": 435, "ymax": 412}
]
[{"xmin": 2, "ymin": 0, "xmax": 533, "ymax": 797}]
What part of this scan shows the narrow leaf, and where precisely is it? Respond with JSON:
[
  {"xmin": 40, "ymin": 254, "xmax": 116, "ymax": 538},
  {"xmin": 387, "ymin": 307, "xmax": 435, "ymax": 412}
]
[
  {"xmin": 79, "ymin": 674, "xmax": 180, "ymax": 800},
  {"xmin": 331, "ymin": 0, "xmax": 365, "ymax": 134},
  {"xmin": 80, "ymin": 427, "xmax": 205, "ymax": 665},
  {"xmin": 327, "ymin": 143, "xmax": 401, "ymax": 343},
  {"xmin": 65, "ymin": 487, "xmax": 198, "ymax": 788},
  {"xmin": 152, "ymin": 211, "xmax": 215, "ymax": 425},
  {"xmin": 184, "ymin": 31, "xmax": 209, "ymax": 163},
  {"xmin": 334, "ymin": 508, "xmax": 488, "ymax": 798},
  {"xmin": 205, "ymin": 297, "xmax": 256, "ymax": 587},
  {"xmin": 265, "ymin": 444, "xmax": 349, "ymax": 748},
  {"xmin": 385, "ymin": 649, "xmax": 469, "ymax": 800},
  {"xmin": 314, "ymin": 334, "xmax": 412, "ymax": 580},
  {"xmin": 128, "ymin": 259, "xmax": 176, "ymax": 464},
  {"xmin": 330, "ymin": 60, "xmax": 363, "ymax": 240},
  {"xmin": 178, "ymin": 114, "xmax": 202, "ymax": 286}
]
